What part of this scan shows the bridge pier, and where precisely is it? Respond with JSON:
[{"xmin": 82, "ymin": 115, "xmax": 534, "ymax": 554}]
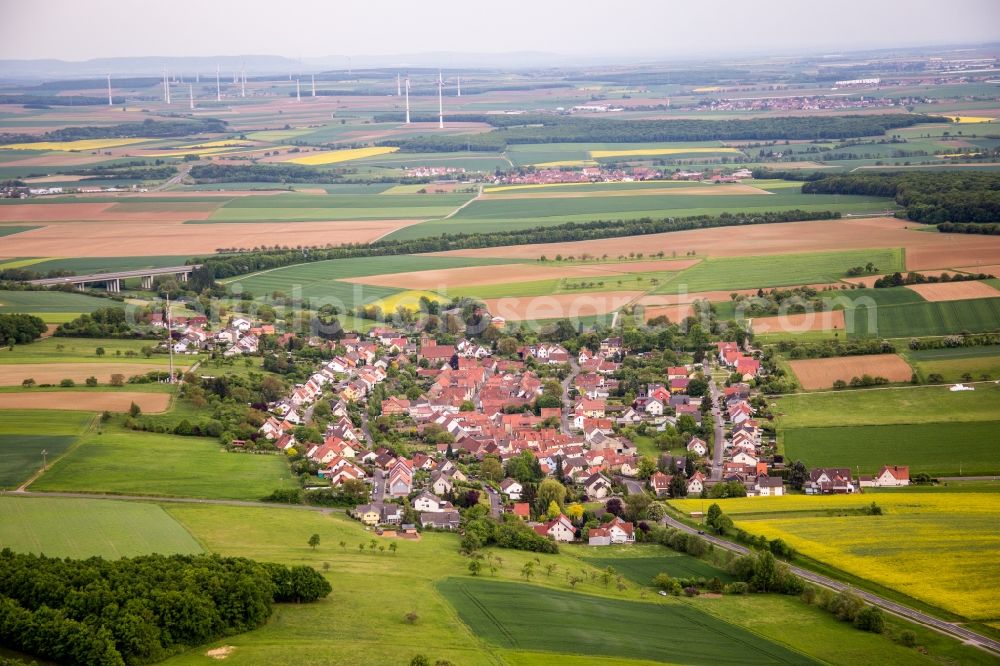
[
  {"xmin": 141, "ymin": 275, "xmax": 153, "ymax": 290},
  {"xmin": 177, "ymin": 271, "xmax": 190, "ymax": 283},
  {"xmin": 105, "ymin": 278, "xmax": 121, "ymax": 293}
]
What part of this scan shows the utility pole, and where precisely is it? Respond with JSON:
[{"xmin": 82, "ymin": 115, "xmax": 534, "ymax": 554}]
[
  {"xmin": 41, "ymin": 449, "xmax": 48, "ymax": 471},
  {"xmin": 166, "ymin": 291, "xmax": 174, "ymax": 383}
]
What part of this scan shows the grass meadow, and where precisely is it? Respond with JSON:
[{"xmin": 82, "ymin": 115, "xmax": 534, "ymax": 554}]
[
  {"xmin": 150, "ymin": 505, "xmax": 960, "ymax": 666},
  {"xmin": 31, "ymin": 427, "xmax": 297, "ymax": 500},
  {"xmin": 0, "ymin": 496, "xmax": 203, "ymax": 558},
  {"xmin": 671, "ymin": 494, "xmax": 1000, "ymax": 621},
  {"xmin": 0, "ymin": 336, "xmax": 181, "ymax": 365}
]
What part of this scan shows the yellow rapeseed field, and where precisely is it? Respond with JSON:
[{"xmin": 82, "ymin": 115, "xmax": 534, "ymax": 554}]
[
  {"xmin": 0, "ymin": 138, "xmax": 149, "ymax": 151},
  {"xmin": 369, "ymin": 290, "xmax": 446, "ymax": 313},
  {"xmin": 671, "ymin": 493, "xmax": 1000, "ymax": 619},
  {"xmin": 286, "ymin": 146, "xmax": 398, "ymax": 165},
  {"xmin": 590, "ymin": 147, "xmax": 743, "ymax": 159}
]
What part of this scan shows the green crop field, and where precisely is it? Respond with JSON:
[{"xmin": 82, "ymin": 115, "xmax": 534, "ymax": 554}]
[
  {"xmin": 0, "ymin": 337, "xmax": 180, "ymax": 365},
  {"xmin": 227, "ymin": 254, "xmax": 512, "ymax": 307},
  {"xmin": 0, "ymin": 435, "xmax": 77, "ymax": 488},
  {"xmin": 438, "ymin": 577, "xmax": 815, "ymax": 664},
  {"xmin": 0, "ymin": 289, "xmax": 111, "ymax": 314},
  {"xmin": 390, "ymin": 192, "xmax": 897, "ymax": 240},
  {"xmin": 852, "ymin": 297, "xmax": 1000, "ymax": 338},
  {"xmin": 0, "ymin": 226, "xmax": 37, "ymax": 237},
  {"xmin": 0, "ymin": 410, "xmax": 93, "ymax": 489},
  {"xmin": 906, "ymin": 344, "xmax": 1000, "ymax": 382},
  {"xmin": 31, "ymin": 427, "xmax": 297, "ymax": 500},
  {"xmin": 655, "ymin": 249, "xmax": 904, "ymax": 294},
  {"xmin": 774, "ymin": 383, "xmax": 1000, "ymax": 428},
  {"xmin": 584, "ymin": 553, "xmax": 736, "ymax": 585},
  {"xmin": 783, "ymin": 421, "xmax": 999, "ymax": 476},
  {"xmin": 0, "ymin": 496, "xmax": 203, "ymax": 558},
  {"xmin": 822, "ymin": 286, "xmax": 927, "ymax": 308}
]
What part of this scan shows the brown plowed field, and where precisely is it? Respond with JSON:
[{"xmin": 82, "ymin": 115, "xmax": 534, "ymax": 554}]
[
  {"xmin": 481, "ymin": 184, "xmax": 767, "ymax": 200},
  {"xmin": 484, "ymin": 292, "xmax": 642, "ymax": 322},
  {"xmin": 432, "ymin": 218, "xmax": 1000, "ymax": 270},
  {"xmin": 0, "ymin": 219, "xmax": 425, "ymax": 256},
  {"xmin": 905, "ymin": 281, "xmax": 1000, "ymax": 302},
  {"xmin": 752, "ymin": 310, "xmax": 846, "ymax": 334},
  {"xmin": 644, "ymin": 304, "xmax": 695, "ymax": 323},
  {"xmin": 954, "ymin": 264, "xmax": 1000, "ymax": 277},
  {"xmin": 345, "ymin": 259, "xmax": 701, "ymax": 290},
  {"xmin": 789, "ymin": 354, "xmax": 913, "ymax": 390},
  {"xmin": 0, "ymin": 363, "xmax": 184, "ymax": 386},
  {"xmin": 0, "ymin": 391, "xmax": 171, "ymax": 412}
]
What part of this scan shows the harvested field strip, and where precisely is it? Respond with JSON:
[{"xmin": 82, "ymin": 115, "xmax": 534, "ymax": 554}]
[
  {"xmin": 0, "ymin": 391, "xmax": 171, "ymax": 413},
  {"xmin": 904, "ymin": 281, "xmax": 1000, "ymax": 302},
  {"xmin": 0, "ymin": 256, "xmax": 57, "ymax": 269},
  {"xmin": 438, "ymin": 578, "xmax": 816, "ymax": 664},
  {"xmin": 752, "ymin": 310, "xmax": 846, "ymax": 334},
  {"xmin": 787, "ymin": 354, "xmax": 914, "ymax": 390},
  {"xmin": 483, "ymin": 292, "xmax": 642, "ymax": 322},
  {"xmin": 643, "ymin": 304, "xmax": 694, "ymax": 323},
  {"xmin": 0, "ymin": 497, "xmax": 204, "ymax": 558}
]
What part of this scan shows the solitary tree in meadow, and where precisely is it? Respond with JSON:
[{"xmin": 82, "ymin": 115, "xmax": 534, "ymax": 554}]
[
  {"xmin": 339, "ymin": 540, "xmax": 346, "ymax": 551},
  {"xmin": 389, "ymin": 542, "xmax": 398, "ymax": 555},
  {"xmin": 308, "ymin": 534, "xmax": 320, "ymax": 550}
]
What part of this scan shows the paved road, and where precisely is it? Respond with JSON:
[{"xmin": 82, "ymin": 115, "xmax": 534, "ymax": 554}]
[
  {"xmin": 484, "ymin": 486, "xmax": 502, "ymax": 519},
  {"xmin": 619, "ymin": 477, "xmax": 644, "ymax": 496},
  {"xmin": 560, "ymin": 357, "xmax": 580, "ymax": 434},
  {"xmin": 371, "ymin": 468, "xmax": 385, "ymax": 504},
  {"xmin": 663, "ymin": 515, "xmax": 1000, "ymax": 656},
  {"xmin": 708, "ymin": 379, "xmax": 725, "ymax": 481}
]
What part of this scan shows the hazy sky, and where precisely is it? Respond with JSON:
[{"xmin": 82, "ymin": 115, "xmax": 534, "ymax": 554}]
[{"xmin": 2, "ymin": 0, "xmax": 999, "ymax": 61}]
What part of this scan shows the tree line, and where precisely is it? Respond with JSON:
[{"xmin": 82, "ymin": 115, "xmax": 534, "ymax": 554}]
[
  {"xmin": 189, "ymin": 163, "xmax": 433, "ymax": 185},
  {"xmin": 0, "ymin": 550, "xmax": 331, "ymax": 665},
  {"xmin": 0, "ymin": 313, "xmax": 47, "ymax": 345},
  {"xmin": 55, "ymin": 307, "xmax": 158, "ymax": 339},
  {"xmin": 800, "ymin": 172, "xmax": 1000, "ymax": 225},
  {"xmin": 873, "ymin": 271, "xmax": 993, "ymax": 288},
  {"xmin": 372, "ymin": 114, "xmax": 945, "ymax": 151},
  {"xmin": 0, "ymin": 117, "xmax": 227, "ymax": 145},
  {"xmin": 193, "ymin": 209, "xmax": 841, "ymax": 280}
]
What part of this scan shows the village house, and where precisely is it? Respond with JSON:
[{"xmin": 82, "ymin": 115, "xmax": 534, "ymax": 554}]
[
  {"xmin": 583, "ymin": 472, "xmax": 614, "ymax": 499},
  {"xmin": 499, "ymin": 478, "xmax": 523, "ymax": 500},
  {"xmin": 353, "ymin": 503, "xmax": 382, "ymax": 526},
  {"xmin": 754, "ymin": 475, "xmax": 785, "ymax": 496},
  {"xmin": 588, "ymin": 516, "xmax": 635, "ymax": 545},
  {"xmin": 420, "ymin": 511, "xmax": 462, "ymax": 530},
  {"xmin": 650, "ymin": 471, "xmax": 672, "ymax": 497},
  {"xmin": 873, "ymin": 465, "xmax": 910, "ymax": 487},
  {"xmin": 687, "ymin": 471, "xmax": 706, "ymax": 495},
  {"xmin": 533, "ymin": 514, "xmax": 576, "ymax": 542},
  {"xmin": 804, "ymin": 468, "xmax": 858, "ymax": 495},
  {"xmin": 687, "ymin": 437, "xmax": 708, "ymax": 457}
]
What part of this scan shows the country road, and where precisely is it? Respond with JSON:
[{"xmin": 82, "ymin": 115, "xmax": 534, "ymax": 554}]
[
  {"xmin": 663, "ymin": 515, "xmax": 1000, "ymax": 656},
  {"xmin": 560, "ymin": 356, "xmax": 580, "ymax": 434}
]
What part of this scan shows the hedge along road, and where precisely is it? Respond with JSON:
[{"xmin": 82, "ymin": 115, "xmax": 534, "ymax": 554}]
[{"xmin": 661, "ymin": 515, "xmax": 1000, "ymax": 656}]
